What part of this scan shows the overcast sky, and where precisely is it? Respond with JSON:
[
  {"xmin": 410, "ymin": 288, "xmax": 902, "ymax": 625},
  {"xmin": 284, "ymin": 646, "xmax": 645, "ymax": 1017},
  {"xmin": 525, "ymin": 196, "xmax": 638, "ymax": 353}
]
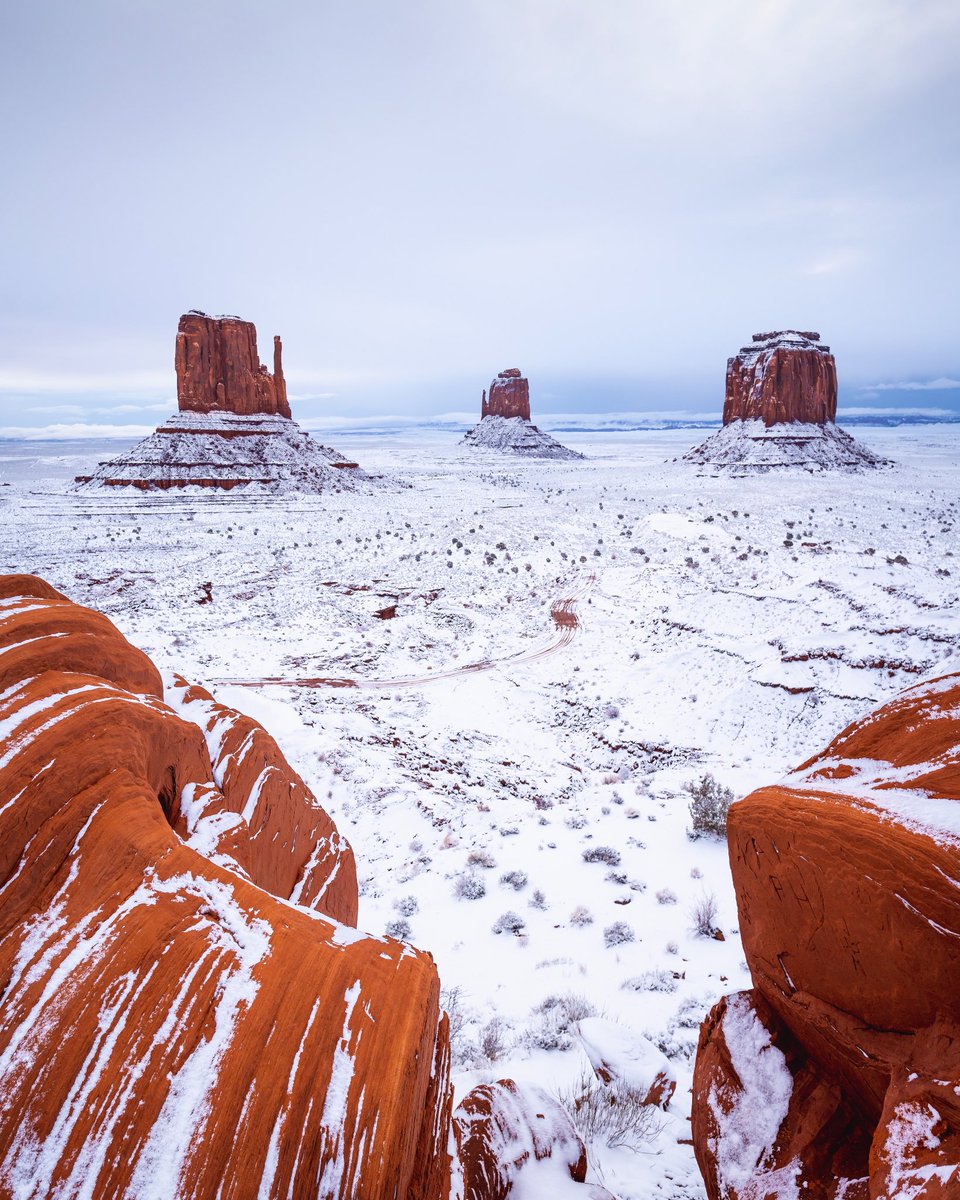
[{"xmin": 2, "ymin": 0, "xmax": 959, "ymax": 434}]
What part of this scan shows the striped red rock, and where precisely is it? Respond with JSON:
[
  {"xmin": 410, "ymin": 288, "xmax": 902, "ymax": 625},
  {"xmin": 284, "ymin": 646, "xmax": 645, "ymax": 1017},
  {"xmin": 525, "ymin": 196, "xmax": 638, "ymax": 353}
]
[
  {"xmin": 692, "ymin": 671, "xmax": 960, "ymax": 1199},
  {"xmin": 722, "ymin": 330, "xmax": 836, "ymax": 427},
  {"xmin": 0, "ymin": 575, "xmax": 452, "ymax": 1199},
  {"xmin": 482, "ymin": 369, "xmax": 531, "ymax": 421},
  {"xmin": 176, "ymin": 310, "xmax": 291, "ymax": 418}
]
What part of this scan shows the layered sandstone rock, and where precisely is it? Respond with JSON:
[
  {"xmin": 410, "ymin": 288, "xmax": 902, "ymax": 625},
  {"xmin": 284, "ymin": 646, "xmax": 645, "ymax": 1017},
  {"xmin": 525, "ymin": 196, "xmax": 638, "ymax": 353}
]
[
  {"xmin": 77, "ymin": 313, "xmax": 367, "ymax": 491},
  {"xmin": 685, "ymin": 330, "xmax": 885, "ymax": 471},
  {"xmin": 692, "ymin": 670, "xmax": 960, "ymax": 1198},
  {"xmin": 482, "ymin": 369, "xmax": 531, "ymax": 422},
  {"xmin": 723, "ymin": 330, "xmax": 836, "ymax": 426},
  {"xmin": 0, "ymin": 575, "xmax": 451, "ymax": 1198},
  {"xmin": 176, "ymin": 310, "xmax": 291, "ymax": 418},
  {"xmin": 464, "ymin": 368, "xmax": 583, "ymax": 460}
]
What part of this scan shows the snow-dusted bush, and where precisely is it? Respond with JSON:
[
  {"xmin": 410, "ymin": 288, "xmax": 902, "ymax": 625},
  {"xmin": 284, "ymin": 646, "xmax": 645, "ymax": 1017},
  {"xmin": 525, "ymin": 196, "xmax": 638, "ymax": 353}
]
[
  {"xmin": 500, "ymin": 869, "xmax": 528, "ymax": 891},
  {"xmin": 527, "ymin": 992, "xmax": 597, "ymax": 1052},
  {"xmin": 583, "ymin": 846, "xmax": 621, "ymax": 866},
  {"xmin": 467, "ymin": 849, "xmax": 496, "ymax": 869},
  {"xmin": 570, "ymin": 905, "xmax": 594, "ymax": 927},
  {"xmin": 655, "ymin": 888, "xmax": 678, "ymax": 905},
  {"xmin": 454, "ymin": 874, "xmax": 486, "ymax": 900},
  {"xmin": 621, "ymin": 969, "xmax": 678, "ymax": 994},
  {"xmin": 492, "ymin": 910, "xmax": 526, "ymax": 935},
  {"xmin": 394, "ymin": 894, "xmax": 419, "ymax": 916},
  {"xmin": 529, "ymin": 888, "xmax": 548, "ymax": 910},
  {"xmin": 557, "ymin": 1071, "xmax": 662, "ymax": 1150},
  {"xmin": 385, "ymin": 918, "xmax": 411, "ymax": 940},
  {"xmin": 603, "ymin": 921, "xmax": 635, "ymax": 948},
  {"xmin": 691, "ymin": 891, "xmax": 720, "ymax": 937},
  {"xmin": 480, "ymin": 1015, "xmax": 510, "ymax": 1061},
  {"xmin": 685, "ymin": 773, "xmax": 734, "ymax": 839}
]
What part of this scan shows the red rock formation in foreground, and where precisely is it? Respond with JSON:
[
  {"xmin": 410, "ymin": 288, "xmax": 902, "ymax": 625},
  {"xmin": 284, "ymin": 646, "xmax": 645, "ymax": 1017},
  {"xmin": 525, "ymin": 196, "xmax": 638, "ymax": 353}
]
[
  {"xmin": 176, "ymin": 310, "xmax": 291, "ymax": 418},
  {"xmin": 722, "ymin": 330, "xmax": 836, "ymax": 426},
  {"xmin": 482, "ymin": 368, "xmax": 531, "ymax": 421},
  {"xmin": 692, "ymin": 670, "xmax": 960, "ymax": 1198},
  {"xmin": 0, "ymin": 574, "xmax": 451, "ymax": 1198}
]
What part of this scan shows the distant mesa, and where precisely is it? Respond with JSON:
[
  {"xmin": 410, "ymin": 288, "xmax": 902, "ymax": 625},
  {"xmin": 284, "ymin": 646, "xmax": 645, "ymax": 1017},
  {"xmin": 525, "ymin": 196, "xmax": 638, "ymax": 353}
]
[
  {"xmin": 76, "ymin": 311, "xmax": 367, "ymax": 492},
  {"xmin": 685, "ymin": 330, "xmax": 887, "ymax": 470},
  {"xmin": 463, "ymin": 367, "xmax": 583, "ymax": 460}
]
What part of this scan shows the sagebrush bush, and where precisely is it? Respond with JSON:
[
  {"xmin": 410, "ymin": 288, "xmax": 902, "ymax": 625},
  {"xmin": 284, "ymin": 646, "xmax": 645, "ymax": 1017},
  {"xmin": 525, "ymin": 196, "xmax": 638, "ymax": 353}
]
[
  {"xmin": 529, "ymin": 888, "xmax": 548, "ymax": 910},
  {"xmin": 685, "ymin": 773, "xmax": 734, "ymax": 839},
  {"xmin": 454, "ymin": 874, "xmax": 486, "ymax": 900},
  {"xmin": 527, "ymin": 992, "xmax": 597, "ymax": 1052},
  {"xmin": 557, "ymin": 1071, "xmax": 663, "ymax": 1149},
  {"xmin": 655, "ymin": 888, "xmax": 678, "ymax": 906},
  {"xmin": 492, "ymin": 910, "xmax": 526, "ymax": 935},
  {"xmin": 603, "ymin": 921, "xmax": 635, "ymax": 947},
  {"xmin": 583, "ymin": 846, "xmax": 621, "ymax": 866},
  {"xmin": 467, "ymin": 849, "xmax": 496, "ymax": 869},
  {"xmin": 500, "ymin": 869, "xmax": 528, "ymax": 891},
  {"xmin": 394, "ymin": 894, "xmax": 419, "ymax": 916},
  {"xmin": 621, "ymin": 969, "xmax": 678, "ymax": 994},
  {"xmin": 385, "ymin": 918, "xmax": 411, "ymax": 940},
  {"xmin": 691, "ymin": 890, "xmax": 720, "ymax": 937},
  {"xmin": 570, "ymin": 905, "xmax": 594, "ymax": 927}
]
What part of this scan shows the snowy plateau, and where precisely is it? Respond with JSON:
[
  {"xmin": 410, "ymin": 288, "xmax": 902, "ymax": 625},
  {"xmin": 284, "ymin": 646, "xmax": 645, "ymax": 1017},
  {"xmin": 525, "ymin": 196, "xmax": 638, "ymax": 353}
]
[{"xmin": 2, "ymin": 424, "xmax": 959, "ymax": 1198}]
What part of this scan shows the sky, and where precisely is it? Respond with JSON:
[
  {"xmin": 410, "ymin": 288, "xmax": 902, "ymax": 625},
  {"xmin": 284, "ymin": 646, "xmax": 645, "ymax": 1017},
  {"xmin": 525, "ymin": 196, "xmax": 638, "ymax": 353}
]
[{"xmin": 1, "ymin": 0, "xmax": 959, "ymax": 435}]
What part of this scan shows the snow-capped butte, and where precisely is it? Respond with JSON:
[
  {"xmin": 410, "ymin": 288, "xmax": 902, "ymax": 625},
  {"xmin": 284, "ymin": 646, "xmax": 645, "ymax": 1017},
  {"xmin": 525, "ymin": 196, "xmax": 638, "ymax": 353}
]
[{"xmin": 462, "ymin": 414, "xmax": 584, "ymax": 459}]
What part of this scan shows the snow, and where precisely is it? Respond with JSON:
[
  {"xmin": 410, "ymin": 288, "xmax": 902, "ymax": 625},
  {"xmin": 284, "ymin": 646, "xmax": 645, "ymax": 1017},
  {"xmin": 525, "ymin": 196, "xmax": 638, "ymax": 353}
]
[
  {"xmin": 462, "ymin": 415, "xmax": 584, "ymax": 459},
  {"xmin": 2, "ymin": 423, "xmax": 959, "ymax": 1197},
  {"xmin": 684, "ymin": 420, "xmax": 887, "ymax": 471},
  {"xmin": 575, "ymin": 1017, "xmax": 675, "ymax": 1098}
]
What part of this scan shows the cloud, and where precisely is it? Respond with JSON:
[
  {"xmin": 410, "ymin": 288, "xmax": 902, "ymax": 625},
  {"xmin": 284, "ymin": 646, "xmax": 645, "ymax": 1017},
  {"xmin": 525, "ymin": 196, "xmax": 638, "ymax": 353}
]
[
  {"xmin": 0, "ymin": 423, "xmax": 154, "ymax": 440},
  {"xmin": 858, "ymin": 378, "xmax": 960, "ymax": 391}
]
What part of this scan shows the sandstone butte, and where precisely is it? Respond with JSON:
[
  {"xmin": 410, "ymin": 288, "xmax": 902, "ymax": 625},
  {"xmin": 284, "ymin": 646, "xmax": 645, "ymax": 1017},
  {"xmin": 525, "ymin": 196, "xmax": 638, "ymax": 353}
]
[
  {"xmin": 176, "ymin": 310, "xmax": 291, "ymax": 418},
  {"xmin": 723, "ymin": 330, "xmax": 836, "ymax": 427},
  {"xmin": 0, "ymin": 574, "xmax": 602, "ymax": 1198},
  {"xmin": 482, "ymin": 368, "xmax": 531, "ymax": 422},
  {"xmin": 692, "ymin": 670, "xmax": 960, "ymax": 1198}
]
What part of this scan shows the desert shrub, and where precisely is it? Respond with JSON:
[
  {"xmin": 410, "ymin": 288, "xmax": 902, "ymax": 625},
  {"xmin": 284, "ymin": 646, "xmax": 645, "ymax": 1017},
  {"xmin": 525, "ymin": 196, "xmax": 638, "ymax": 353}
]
[
  {"xmin": 570, "ymin": 906, "xmax": 594, "ymax": 927},
  {"xmin": 685, "ymin": 773, "xmax": 734, "ymax": 839},
  {"xmin": 529, "ymin": 888, "xmax": 548, "ymax": 910},
  {"xmin": 655, "ymin": 888, "xmax": 678, "ymax": 905},
  {"xmin": 691, "ymin": 891, "xmax": 720, "ymax": 937},
  {"xmin": 500, "ymin": 869, "xmax": 528, "ymax": 891},
  {"xmin": 557, "ymin": 1071, "xmax": 663, "ymax": 1149},
  {"xmin": 385, "ymin": 918, "xmax": 411, "ymax": 940},
  {"xmin": 582, "ymin": 846, "xmax": 621, "ymax": 866},
  {"xmin": 467, "ymin": 849, "xmax": 496, "ymax": 869},
  {"xmin": 492, "ymin": 911, "xmax": 526, "ymax": 935},
  {"xmin": 622, "ymin": 969, "xmax": 678, "ymax": 994},
  {"xmin": 603, "ymin": 921, "xmax": 635, "ymax": 948},
  {"xmin": 605, "ymin": 870, "xmax": 628, "ymax": 885},
  {"xmin": 394, "ymin": 894, "xmax": 419, "ymax": 916},
  {"xmin": 454, "ymin": 874, "xmax": 486, "ymax": 900},
  {"xmin": 480, "ymin": 1015, "xmax": 510, "ymax": 1061},
  {"xmin": 527, "ymin": 992, "xmax": 597, "ymax": 1052}
]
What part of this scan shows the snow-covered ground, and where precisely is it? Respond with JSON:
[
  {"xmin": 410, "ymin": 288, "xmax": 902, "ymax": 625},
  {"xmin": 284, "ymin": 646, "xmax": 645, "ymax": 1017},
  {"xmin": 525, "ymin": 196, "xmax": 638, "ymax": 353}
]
[{"xmin": 3, "ymin": 425, "xmax": 959, "ymax": 1197}]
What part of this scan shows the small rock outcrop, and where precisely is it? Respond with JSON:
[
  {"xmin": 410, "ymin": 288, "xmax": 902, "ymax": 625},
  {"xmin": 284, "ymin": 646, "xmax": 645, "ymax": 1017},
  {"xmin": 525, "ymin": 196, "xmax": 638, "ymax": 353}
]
[
  {"xmin": 463, "ymin": 368, "xmax": 583, "ymax": 460},
  {"xmin": 77, "ymin": 312, "xmax": 366, "ymax": 491},
  {"xmin": 176, "ymin": 311, "xmax": 291, "ymax": 418},
  {"xmin": 685, "ymin": 330, "xmax": 886, "ymax": 471},
  {"xmin": 692, "ymin": 669, "xmax": 960, "ymax": 1199}
]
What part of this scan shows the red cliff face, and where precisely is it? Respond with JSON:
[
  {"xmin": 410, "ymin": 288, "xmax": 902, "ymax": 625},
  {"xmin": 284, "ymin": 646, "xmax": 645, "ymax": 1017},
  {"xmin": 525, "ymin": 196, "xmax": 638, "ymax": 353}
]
[
  {"xmin": 482, "ymin": 368, "xmax": 531, "ymax": 421},
  {"xmin": 0, "ymin": 574, "xmax": 452, "ymax": 1199},
  {"xmin": 692, "ymin": 671, "xmax": 960, "ymax": 1199},
  {"xmin": 175, "ymin": 310, "xmax": 292, "ymax": 418},
  {"xmin": 723, "ymin": 330, "xmax": 837, "ymax": 426}
]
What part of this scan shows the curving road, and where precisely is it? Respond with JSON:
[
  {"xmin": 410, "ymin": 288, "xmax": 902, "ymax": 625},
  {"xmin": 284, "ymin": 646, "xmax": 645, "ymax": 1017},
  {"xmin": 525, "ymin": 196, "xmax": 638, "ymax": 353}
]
[{"xmin": 226, "ymin": 572, "xmax": 596, "ymax": 691}]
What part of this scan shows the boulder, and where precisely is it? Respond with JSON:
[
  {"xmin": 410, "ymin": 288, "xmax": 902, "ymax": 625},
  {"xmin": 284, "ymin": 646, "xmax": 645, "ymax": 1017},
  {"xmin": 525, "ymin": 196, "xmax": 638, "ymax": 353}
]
[
  {"xmin": 576, "ymin": 1016, "xmax": 676, "ymax": 1109},
  {"xmin": 455, "ymin": 1079, "xmax": 612, "ymax": 1199},
  {"xmin": 175, "ymin": 310, "xmax": 291, "ymax": 418},
  {"xmin": 0, "ymin": 575, "xmax": 452, "ymax": 1199},
  {"xmin": 692, "ymin": 670, "xmax": 960, "ymax": 1198}
]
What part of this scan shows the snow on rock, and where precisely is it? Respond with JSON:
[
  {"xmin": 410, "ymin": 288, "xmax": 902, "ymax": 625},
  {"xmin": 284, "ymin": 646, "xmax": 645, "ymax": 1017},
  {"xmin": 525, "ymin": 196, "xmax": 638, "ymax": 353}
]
[
  {"xmin": 575, "ymin": 1017, "xmax": 676, "ymax": 1108},
  {"xmin": 693, "ymin": 670, "xmax": 960, "ymax": 1199},
  {"xmin": 462, "ymin": 415, "xmax": 584, "ymax": 460},
  {"xmin": 0, "ymin": 574, "xmax": 453, "ymax": 1199},
  {"xmin": 454, "ymin": 1078, "xmax": 612, "ymax": 1199},
  {"xmin": 683, "ymin": 419, "xmax": 887, "ymax": 472}
]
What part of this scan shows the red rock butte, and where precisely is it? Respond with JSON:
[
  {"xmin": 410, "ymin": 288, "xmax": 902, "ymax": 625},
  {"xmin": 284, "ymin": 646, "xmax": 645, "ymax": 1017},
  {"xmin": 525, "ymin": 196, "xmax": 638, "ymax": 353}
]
[
  {"xmin": 482, "ymin": 368, "xmax": 531, "ymax": 422},
  {"xmin": 692, "ymin": 670, "xmax": 960, "ymax": 1198},
  {"xmin": 176, "ymin": 310, "xmax": 291, "ymax": 418},
  {"xmin": 723, "ymin": 330, "xmax": 837, "ymax": 426}
]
